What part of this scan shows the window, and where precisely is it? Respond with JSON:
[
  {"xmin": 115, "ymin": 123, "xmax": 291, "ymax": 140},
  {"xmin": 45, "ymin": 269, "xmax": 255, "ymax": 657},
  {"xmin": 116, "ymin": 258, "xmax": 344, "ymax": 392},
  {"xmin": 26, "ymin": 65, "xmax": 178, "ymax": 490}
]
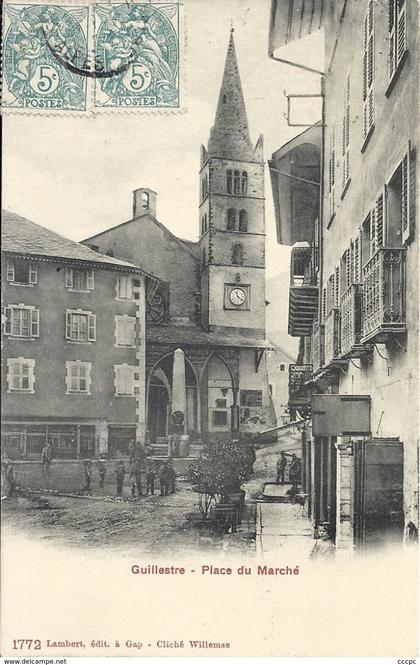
[
  {"xmin": 215, "ymin": 398, "xmax": 227, "ymax": 408},
  {"xmin": 65, "ymin": 361, "xmax": 91, "ymax": 394},
  {"xmin": 115, "ymin": 365, "xmax": 136, "ymax": 396},
  {"xmin": 227, "ymin": 208, "xmax": 236, "ymax": 231},
  {"xmin": 241, "ymin": 171, "xmax": 248, "ymax": 194},
  {"xmin": 389, "ymin": 0, "xmax": 407, "ymax": 82},
  {"xmin": 201, "ymin": 175, "xmax": 208, "ymax": 201},
  {"xmin": 66, "ymin": 310, "xmax": 96, "ymax": 342},
  {"xmin": 213, "ymin": 411, "xmax": 228, "ymax": 426},
  {"xmin": 115, "ymin": 315, "xmax": 136, "ymax": 347},
  {"xmin": 232, "ymin": 242, "xmax": 244, "ymax": 266},
  {"xmin": 116, "ymin": 275, "xmax": 133, "ymax": 300},
  {"xmin": 201, "ymin": 213, "xmax": 208, "ymax": 235},
  {"xmin": 387, "ymin": 150, "xmax": 412, "ymax": 245},
  {"xmin": 363, "ymin": 1, "xmax": 375, "ymax": 144},
  {"xmin": 4, "ymin": 305, "xmax": 39, "ymax": 338},
  {"xmin": 279, "ymin": 364, "xmax": 286, "ymax": 372},
  {"xmin": 7, "ymin": 358, "xmax": 35, "ymax": 393},
  {"xmin": 234, "ymin": 169, "xmax": 241, "ymax": 195},
  {"xmin": 6, "ymin": 259, "xmax": 37, "ymax": 285},
  {"xmin": 328, "ymin": 126, "xmax": 336, "ymax": 220},
  {"xmin": 141, "ymin": 192, "xmax": 149, "ymax": 209},
  {"xmin": 239, "ymin": 210, "xmax": 248, "ymax": 232},
  {"xmin": 65, "ymin": 267, "xmax": 94, "ymax": 291},
  {"xmin": 342, "ymin": 72, "xmax": 351, "ymax": 195},
  {"xmin": 226, "ymin": 169, "xmax": 232, "ymax": 193},
  {"xmin": 202, "ymin": 247, "xmax": 206, "ymax": 267}
]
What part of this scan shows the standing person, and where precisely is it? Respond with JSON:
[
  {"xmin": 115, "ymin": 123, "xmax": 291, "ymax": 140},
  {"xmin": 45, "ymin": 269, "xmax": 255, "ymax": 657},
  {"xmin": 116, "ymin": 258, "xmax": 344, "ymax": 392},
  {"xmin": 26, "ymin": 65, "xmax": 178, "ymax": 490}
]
[
  {"xmin": 97, "ymin": 456, "xmax": 106, "ymax": 488},
  {"xmin": 310, "ymin": 522, "xmax": 335, "ymax": 559},
  {"xmin": 83, "ymin": 460, "xmax": 92, "ymax": 492},
  {"xmin": 115, "ymin": 460, "xmax": 126, "ymax": 497},
  {"xmin": 276, "ymin": 451, "xmax": 288, "ymax": 484},
  {"xmin": 167, "ymin": 460, "xmax": 177, "ymax": 494},
  {"xmin": 129, "ymin": 458, "xmax": 142, "ymax": 498},
  {"xmin": 145, "ymin": 463, "xmax": 156, "ymax": 496},
  {"xmin": 289, "ymin": 454, "xmax": 302, "ymax": 492},
  {"xmin": 5, "ymin": 461, "xmax": 17, "ymax": 500},
  {"xmin": 159, "ymin": 462, "xmax": 169, "ymax": 496},
  {"xmin": 41, "ymin": 442, "xmax": 52, "ymax": 476}
]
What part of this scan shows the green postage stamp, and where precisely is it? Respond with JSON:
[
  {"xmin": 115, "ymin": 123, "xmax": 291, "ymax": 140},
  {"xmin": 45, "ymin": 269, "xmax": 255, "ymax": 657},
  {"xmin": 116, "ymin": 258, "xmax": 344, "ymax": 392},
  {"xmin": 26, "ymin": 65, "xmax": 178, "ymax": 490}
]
[{"xmin": 1, "ymin": 2, "xmax": 181, "ymax": 112}]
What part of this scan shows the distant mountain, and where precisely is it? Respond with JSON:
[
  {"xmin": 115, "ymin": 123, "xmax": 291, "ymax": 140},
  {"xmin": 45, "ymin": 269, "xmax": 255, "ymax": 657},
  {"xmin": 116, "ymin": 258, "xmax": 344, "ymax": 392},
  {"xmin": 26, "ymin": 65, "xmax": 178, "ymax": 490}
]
[{"xmin": 266, "ymin": 272, "xmax": 298, "ymax": 359}]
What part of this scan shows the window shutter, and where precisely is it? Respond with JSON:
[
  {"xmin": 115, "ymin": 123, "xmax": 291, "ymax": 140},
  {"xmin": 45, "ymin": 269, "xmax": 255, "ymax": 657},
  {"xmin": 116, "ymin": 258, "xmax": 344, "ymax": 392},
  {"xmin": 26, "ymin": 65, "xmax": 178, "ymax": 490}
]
[
  {"xmin": 389, "ymin": 0, "xmax": 396, "ymax": 78},
  {"xmin": 354, "ymin": 236, "xmax": 361, "ymax": 283},
  {"xmin": 4, "ymin": 307, "xmax": 12, "ymax": 334},
  {"xmin": 334, "ymin": 266, "xmax": 339, "ymax": 306},
  {"xmin": 31, "ymin": 309, "xmax": 39, "ymax": 337},
  {"xmin": 88, "ymin": 314, "xmax": 96, "ymax": 341},
  {"xmin": 363, "ymin": 3, "xmax": 375, "ymax": 142},
  {"xmin": 6, "ymin": 261, "xmax": 15, "ymax": 282},
  {"xmin": 346, "ymin": 247, "xmax": 352, "ymax": 288},
  {"xmin": 376, "ymin": 194, "xmax": 384, "ymax": 248},
  {"xmin": 65, "ymin": 267, "xmax": 73, "ymax": 288},
  {"xmin": 401, "ymin": 148, "xmax": 413, "ymax": 245},
  {"xmin": 397, "ymin": 0, "xmax": 407, "ymax": 64},
  {"xmin": 65, "ymin": 311, "xmax": 72, "ymax": 339},
  {"xmin": 322, "ymin": 287, "xmax": 327, "ymax": 321},
  {"xmin": 86, "ymin": 270, "xmax": 94, "ymax": 290},
  {"xmin": 29, "ymin": 263, "xmax": 38, "ymax": 284}
]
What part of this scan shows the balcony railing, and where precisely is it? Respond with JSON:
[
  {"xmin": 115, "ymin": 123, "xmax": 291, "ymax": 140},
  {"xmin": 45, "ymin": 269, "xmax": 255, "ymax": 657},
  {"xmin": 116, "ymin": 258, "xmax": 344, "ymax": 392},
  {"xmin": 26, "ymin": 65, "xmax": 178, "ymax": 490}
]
[
  {"xmin": 312, "ymin": 322, "xmax": 325, "ymax": 373},
  {"xmin": 324, "ymin": 308, "xmax": 341, "ymax": 366},
  {"xmin": 288, "ymin": 364, "xmax": 313, "ymax": 410},
  {"xmin": 361, "ymin": 247, "xmax": 406, "ymax": 343},
  {"xmin": 289, "ymin": 246, "xmax": 318, "ymax": 337},
  {"xmin": 340, "ymin": 284, "xmax": 366, "ymax": 357}
]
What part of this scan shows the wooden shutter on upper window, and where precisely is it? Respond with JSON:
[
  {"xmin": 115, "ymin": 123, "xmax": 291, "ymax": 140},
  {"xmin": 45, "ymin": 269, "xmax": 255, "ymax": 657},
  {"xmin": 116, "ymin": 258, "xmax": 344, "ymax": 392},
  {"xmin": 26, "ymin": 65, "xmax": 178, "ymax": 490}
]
[
  {"xmin": 6, "ymin": 262, "xmax": 15, "ymax": 282},
  {"xmin": 376, "ymin": 193, "xmax": 384, "ymax": 248},
  {"xmin": 31, "ymin": 309, "xmax": 39, "ymax": 337},
  {"xmin": 353, "ymin": 234, "xmax": 361, "ymax": 283},
  {"xmin": 401, "ymin": 145, "xmax": 414, "ymax": 245},
  {"xmin": 88, "ymin": 314, "xmax": 96, "ymax": 341},
  {"xmin": 29, "ymin": 263, "xmax": 38, "ymax": 284},
  {"xmin": 397, "ymin": 0, "xmax": 407, "ymax": 64},
  {"xmin": 4, "ymin": 307, "xmax": 12, "ymax": 334},
  {"xmin": 363, "ymin": 2, "xmax": 375, "ymax": 142},
  {"xmin": 65, "ymin": 311, "xmax": 72, "ymax": 339},
  {"xmin": 86, "ymin": 270, "xmax": 94, "ymax": 290}
]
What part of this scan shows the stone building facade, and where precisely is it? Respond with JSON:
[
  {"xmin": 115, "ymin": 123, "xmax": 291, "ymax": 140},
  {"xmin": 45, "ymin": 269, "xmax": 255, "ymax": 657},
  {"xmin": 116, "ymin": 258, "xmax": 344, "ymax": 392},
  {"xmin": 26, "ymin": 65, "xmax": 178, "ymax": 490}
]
[
  {"xmin": 269, "ymin": 0, "xmax": 419, "ymax": 551},
  {"xmin": 1, "ymin": 211, "xmax": 155, "ymax": 459},
  {"xmin": 83, "ymin": 32, "xmax": 273, "ymax": 446}
]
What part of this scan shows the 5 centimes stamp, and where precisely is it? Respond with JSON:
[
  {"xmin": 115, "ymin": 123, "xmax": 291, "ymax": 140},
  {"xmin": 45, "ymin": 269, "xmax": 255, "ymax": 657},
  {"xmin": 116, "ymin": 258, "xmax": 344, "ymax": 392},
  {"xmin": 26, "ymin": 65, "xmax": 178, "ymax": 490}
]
[
  {"xmin": 2, "ymin": 4, "xmax": 89, "ymax": 111},
  {"xmin": 93, "ymin": 3, "xmax": 180, "ymax": 110}
]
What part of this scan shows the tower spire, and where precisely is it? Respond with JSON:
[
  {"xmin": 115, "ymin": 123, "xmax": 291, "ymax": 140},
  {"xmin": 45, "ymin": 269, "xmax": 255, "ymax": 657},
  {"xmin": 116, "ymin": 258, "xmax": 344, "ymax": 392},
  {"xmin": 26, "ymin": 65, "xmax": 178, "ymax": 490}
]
[{"xmin": 208, "ymin": 30, "xmax": 253, "ymax": 160}]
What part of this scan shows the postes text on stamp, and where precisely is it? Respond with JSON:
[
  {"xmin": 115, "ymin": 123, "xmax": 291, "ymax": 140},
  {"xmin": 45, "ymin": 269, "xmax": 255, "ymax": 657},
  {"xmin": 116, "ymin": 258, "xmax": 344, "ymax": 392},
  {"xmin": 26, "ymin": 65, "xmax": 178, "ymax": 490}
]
[
  {"xmin": 2, "ymin": 4, "xmax": 89, "ymax": 111},
  {"xmin": 93, "ymin": 3, "xmax": 180, "ymax": 109}
]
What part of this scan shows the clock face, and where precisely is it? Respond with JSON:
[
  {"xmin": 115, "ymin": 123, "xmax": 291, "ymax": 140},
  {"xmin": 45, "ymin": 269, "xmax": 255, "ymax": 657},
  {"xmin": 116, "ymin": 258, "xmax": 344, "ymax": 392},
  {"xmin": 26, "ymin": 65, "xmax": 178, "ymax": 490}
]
[{"xmin": 230, "ymin": 287, "xmax": 246, "ymax": 306}]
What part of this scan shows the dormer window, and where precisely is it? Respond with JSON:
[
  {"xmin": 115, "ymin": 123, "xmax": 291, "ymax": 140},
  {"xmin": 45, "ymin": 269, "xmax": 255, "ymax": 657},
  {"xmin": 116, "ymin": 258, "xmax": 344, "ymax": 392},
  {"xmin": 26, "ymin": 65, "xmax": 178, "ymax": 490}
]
[{"xmin": 6, "ymin": 259, "xmax": 37, "ymax": 285}]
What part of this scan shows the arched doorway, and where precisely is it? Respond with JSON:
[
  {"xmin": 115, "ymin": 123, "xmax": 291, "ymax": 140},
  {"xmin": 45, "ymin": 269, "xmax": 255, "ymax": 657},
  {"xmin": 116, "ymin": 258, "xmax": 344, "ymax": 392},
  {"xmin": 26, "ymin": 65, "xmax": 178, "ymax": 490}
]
[
  {"xmin": 201, "ymin": 354, "xmax": 236, "ymax": 434},
  {"xmin": 147, "ymin": 353, "xmax": 198, "ymax": 443}
]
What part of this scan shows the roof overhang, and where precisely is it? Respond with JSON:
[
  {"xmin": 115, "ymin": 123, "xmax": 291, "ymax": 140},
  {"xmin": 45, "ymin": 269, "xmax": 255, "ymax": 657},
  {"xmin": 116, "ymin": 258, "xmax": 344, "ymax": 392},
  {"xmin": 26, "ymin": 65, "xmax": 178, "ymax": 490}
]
[
  {"xmin": 268, "ymin": 125, "xmax": 321, "ymax": 246},
  {"xmin": 269, "ymin": 0, "xmax": 325, "ymax": 74}
]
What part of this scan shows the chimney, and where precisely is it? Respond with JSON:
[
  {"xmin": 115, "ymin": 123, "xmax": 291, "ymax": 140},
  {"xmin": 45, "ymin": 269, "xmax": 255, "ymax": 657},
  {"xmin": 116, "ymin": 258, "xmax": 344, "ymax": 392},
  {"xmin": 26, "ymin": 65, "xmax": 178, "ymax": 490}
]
[{"xmin": 133, "ymin": 188, "xmax": 157, "ymax": 218}]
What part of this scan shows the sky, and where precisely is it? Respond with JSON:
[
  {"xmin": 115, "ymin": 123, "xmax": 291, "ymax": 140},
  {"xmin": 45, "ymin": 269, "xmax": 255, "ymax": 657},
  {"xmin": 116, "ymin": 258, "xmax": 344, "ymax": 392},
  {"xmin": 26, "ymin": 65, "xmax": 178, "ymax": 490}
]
[{"xmin": 3, "ymin": 0, "xmax": 323, "ymax": 279}]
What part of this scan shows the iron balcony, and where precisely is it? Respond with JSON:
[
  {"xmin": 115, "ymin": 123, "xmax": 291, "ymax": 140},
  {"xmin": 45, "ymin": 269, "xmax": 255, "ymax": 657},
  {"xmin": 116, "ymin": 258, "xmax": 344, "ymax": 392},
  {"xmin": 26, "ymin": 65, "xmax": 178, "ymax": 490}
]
[{"xmin": 361, "ymin": 247, "xmax": 406, "ymax": 344}]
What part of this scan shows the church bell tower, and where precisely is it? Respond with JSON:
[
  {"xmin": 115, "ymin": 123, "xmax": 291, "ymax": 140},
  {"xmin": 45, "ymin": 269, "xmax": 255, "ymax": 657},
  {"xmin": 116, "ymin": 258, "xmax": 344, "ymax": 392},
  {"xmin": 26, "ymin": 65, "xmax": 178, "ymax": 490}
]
[{"xmin": 198, "ymin": 30, "xmax": 265, "ymax": 338}]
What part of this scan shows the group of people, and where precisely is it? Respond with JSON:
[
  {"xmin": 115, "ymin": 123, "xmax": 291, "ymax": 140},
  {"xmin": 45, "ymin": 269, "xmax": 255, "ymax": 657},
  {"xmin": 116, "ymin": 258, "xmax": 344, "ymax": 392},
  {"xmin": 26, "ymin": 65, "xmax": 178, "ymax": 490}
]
[
  {"xmin": 81, "ymin": 451, "xmax": 177, "ymax": 499},
  {"xmin": 276, "ymin": 451, "xmax": 302, "ymax": 490}
]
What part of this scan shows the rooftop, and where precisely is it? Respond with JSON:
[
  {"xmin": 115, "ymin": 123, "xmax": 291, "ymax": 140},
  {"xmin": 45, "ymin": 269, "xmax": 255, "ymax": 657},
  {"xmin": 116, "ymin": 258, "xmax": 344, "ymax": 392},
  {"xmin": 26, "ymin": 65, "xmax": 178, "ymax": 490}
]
[{"xmin": 2, "ymin": 210, "xmax": 156, "ymax": 276}]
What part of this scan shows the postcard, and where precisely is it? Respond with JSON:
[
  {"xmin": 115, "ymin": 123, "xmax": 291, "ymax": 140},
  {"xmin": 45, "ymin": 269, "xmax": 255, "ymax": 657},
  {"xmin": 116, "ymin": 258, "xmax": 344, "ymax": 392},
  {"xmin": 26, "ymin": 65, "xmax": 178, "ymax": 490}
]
[{"xmin": 1, "ymin": 0, "xmax": 419, "ymax": 660}]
